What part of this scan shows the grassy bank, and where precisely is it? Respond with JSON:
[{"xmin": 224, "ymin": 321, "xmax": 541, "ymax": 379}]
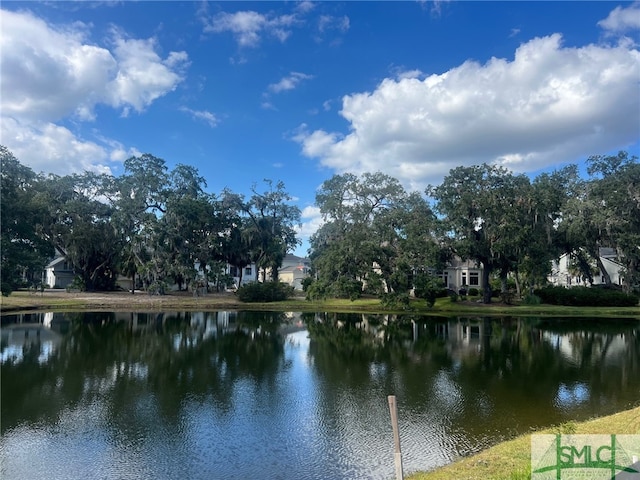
[
  {"xmin": 1, "ymin": 290, "xmax": 640, "ymax": 318},
  {"xmin": 406, "ymin": 405, "xmax": 640, "ymax": 480}
]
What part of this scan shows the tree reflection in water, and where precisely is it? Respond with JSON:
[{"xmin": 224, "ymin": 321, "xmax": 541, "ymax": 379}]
[{"xmin": 1, "ymin": 311, "xmax": 638, "ymax": 480}]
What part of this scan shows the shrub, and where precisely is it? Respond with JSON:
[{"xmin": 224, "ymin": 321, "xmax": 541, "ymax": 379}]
[
  {"xmin": 467, "ymin": 287, "xmax": 479, "ymax": 297},
  {"xmin": 66, "ymin": 276, "xmax": 85, "ymax": 292},
  {"xmin": 500, "ymin": 291, "xmax": 516, "ymax": 305},
  {"xmin": 147, "ymin": 281, "xmax": 167, "ymax": 295},
  {"xmin": 330, "ymin": 277, "xmax": 363, "ymax": 301},
  {"xmin": 534, "ymin": 286, "xmax": 639, "ymax": 307},
  {"xmin": 237, "ymin": 281, "xmax": 294, "ymax": 302},
  {"xmin": 522, "ymin": 293, "xmax": 541, "ymax": 305},
  {"xmin": 413, "ymin": 273, "xmax": 443, "ymax": 307},
  {"xmin": 306, "ymin": 279, "xmax": 329, "ymax": 301},
  {"xmin": 301, "ymin": 277, "xmax": 314, "ymax": 292},
  {"xmin": 448, "ymin": 290, "xmax": 459, "ymax": 302},
  {"xmin": 1, "ymin": 282, "xmax": 12, "ymax": 297},
  {"xmin": 380, "ymin": 292, "xmax": 411, "ymax": 310}
]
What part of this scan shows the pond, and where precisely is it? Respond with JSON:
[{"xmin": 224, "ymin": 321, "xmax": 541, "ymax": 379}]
[{"xmin": 1, "ymin": 311, "xmax": 639, "ymax": 480}]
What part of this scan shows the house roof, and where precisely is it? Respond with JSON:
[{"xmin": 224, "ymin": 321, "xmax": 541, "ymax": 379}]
[
  {"xmin": 279, "ymin": 265, "xmax": 308, "ymax": 273},
  {"xmin": 598, "ymin": 247, "xmax": 617, "ymax": 258},
  {"xmin": 283, "ymin": 254, "xmax": 309, "ymax": 263},
  {"xmin": 46, "ymin": 256, "xmax": 67, "ymax": 269}
]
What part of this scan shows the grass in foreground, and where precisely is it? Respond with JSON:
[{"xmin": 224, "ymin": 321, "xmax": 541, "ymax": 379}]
[{"xmin": 406, "ymin": 406, "xmax": 640, "ymax": 480}]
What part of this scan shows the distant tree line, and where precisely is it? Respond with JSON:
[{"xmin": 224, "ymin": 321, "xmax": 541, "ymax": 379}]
[
  {"xmin": 306, "ymin": 152, "xmax": 640, "ymax": 304},
  {"xmin": 2, "ymin": 145, "xmax": 638, "ymax": 302},
  {"xmin": 1, "ymin": 146, "xmax": 300, "ymax": 295}
]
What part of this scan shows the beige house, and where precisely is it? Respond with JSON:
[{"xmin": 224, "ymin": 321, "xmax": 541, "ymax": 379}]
[{"xmin": 263, "ymin": 254, "xmax": 311, "ymax": 290}]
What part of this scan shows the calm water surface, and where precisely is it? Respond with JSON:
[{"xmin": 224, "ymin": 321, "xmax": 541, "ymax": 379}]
[{"xmin": 1, "ymin": 311, "xmax": 639, "ymax": 480}]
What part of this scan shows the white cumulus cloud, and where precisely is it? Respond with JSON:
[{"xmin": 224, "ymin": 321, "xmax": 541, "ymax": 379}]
[
  {"xmin": 295, "ymin": 33, "xmax": 640, "ymax": 191},
  {"xmin": 205, "ymin": 10, "xmax": 299, "ymax": 47},
  {"xmin": 0, "ymin": 8, "xmax": 188, "ymax": 175},
  {"xmin": 598, "ymin": 2, "xmax": 640, "ymax": 33},
  {"xmin": 295, "ymin": 205, "xmax": 325, "ymax": 256}
]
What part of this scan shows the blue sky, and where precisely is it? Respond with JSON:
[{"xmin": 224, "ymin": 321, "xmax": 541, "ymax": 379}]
[{"xmin": 2, "ymin": 1, "xmax": 639, "ymax": 257}]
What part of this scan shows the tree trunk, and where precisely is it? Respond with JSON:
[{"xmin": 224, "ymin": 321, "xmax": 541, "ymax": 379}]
[
  {"xmin": 500, "ymin": 268, "xmax": 508, "ymax": 293},
  {"xmin": 482, "ymin": 264, "xmax": 492, "ymax": 304}
]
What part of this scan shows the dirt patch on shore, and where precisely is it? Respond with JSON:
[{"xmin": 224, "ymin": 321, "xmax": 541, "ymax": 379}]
[{"xmin": 1, "ymin": 289, "xmax": 249, "ymax": 313}]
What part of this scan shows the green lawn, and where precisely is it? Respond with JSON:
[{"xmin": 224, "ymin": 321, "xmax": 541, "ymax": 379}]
[
  {"xmin": 2, "ymin": 290, "xmax": 640, "ymax": 318},
  {"xmin": 406, "ymin": 406, "xmax": 640, "ymax": 480}
]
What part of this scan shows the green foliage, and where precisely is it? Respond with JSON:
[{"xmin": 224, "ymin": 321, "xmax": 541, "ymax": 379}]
[
  {"xmin": 534, "ymin": 286, "xmax": 639, "ymax": 307},
  {"xmin": 301, "ymin": 276, "xmax": 314, "ymax": 292},
  {"xmin": 448, "ymin": 290, "xmax": 459, "ymax": 302},
  {"xmin": 1, "ymin": 282, "xmax": 12, "ymax": 296},
  {"xmin": 331, "ymin": 278, "xmax": 364, "ymax": 301},
  {"xmin": 310, "ymin": 172, "xmax": 445, "ymax": 302},
  {"xmin": 239, "ymin": 179, "xmax": 301, "ymax": 282},
  {"xmin": 237, "ymin": 281, "xmax": 294, "ymax": 302},
  {"xmin": 305, "ymin": 279, "xmax": 329, "ymax": 300},
  {"xmin": 304, "ymin": 277, "xmax": 363, "ymax": 301},
  {"xmin": 1, "ymin": 146, "xmax": 54, "ymax": 290},
  {"xmin": 500, "ymin": 291, "xmax": 516, "ymax": 305},
  {"xmin": 66, "ymin": 276, "xmax": 85, "ymax": 292},
  {"xmin": 379, "ymin": 292, "xmax": 411, "ymax": 310},
  {"xmin": 467, "ymin": 287, "xmax": 479, "ymax": 296},
  {"xmin": 362, "ymin": 271, "xmax": 385, "ymax": 296},
  {"xmin": 490, "ymin": 277, "xmax": 516, "ymax": 293},
  {"xmin": 522, "ymin": 293, "xmax": 541, "ymax": 305},
  {"xmin": 413, "ymin": 273, "xmax": 443, "ymax": 307},
  {"xmin": 2, "ymin": 145, "xmax": 639, "ymax": 300},
  {"xmin": 430, "ymin": 163, "xmax": 533, "ymax": 304},
  {"xmin": 146, "ymin": 280, "xmax": 168, "ymax": 295}
]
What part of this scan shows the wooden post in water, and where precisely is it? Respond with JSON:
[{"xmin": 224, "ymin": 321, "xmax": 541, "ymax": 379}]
[{"xmin": 388, "ymin": 395, "xmax": 404, "ymax": 480}]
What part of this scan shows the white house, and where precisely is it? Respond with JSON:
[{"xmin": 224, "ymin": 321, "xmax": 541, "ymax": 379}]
[
  {"xmin": 44, "ymin": 251, "xmax": 74, "ymax": 289},
  {"xmin": 226, "ymin": 263, "xmax": 258, "ymax": 289},
  {"xmin": 440, "ymin": 257, "xmax": 484, "ymax": 292},
  {"xmin": 548, "ymin": 247, "xmax": 624, "ymax": 287}
]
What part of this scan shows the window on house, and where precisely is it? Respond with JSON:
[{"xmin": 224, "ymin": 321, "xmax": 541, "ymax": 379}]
[
  {"xmin": 462, "ymin": 273, "xmax": 467, "ymax": 286},
  {"xmin": 469, "ymin": 272, "xmax": 479, "ymax": 286},
  {"xmin": 245, "ymin": 267, "xmax": 252, "ymax": 276},
  {"xmin": 229, "ymin": 266, "xmax": 239, "ymax": 277},
  {"xmin": 442, "ymin": 272, "xmax": 448, "ymax": 288}
]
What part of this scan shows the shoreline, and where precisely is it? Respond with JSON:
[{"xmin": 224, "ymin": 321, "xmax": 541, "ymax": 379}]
[
  {"xmin": 2, "ymin": 289, "xmax": 640, "ymax": 318},
  {"xmin": 406, "ymin": 405, "xmax": 640, "ymax": 480}
]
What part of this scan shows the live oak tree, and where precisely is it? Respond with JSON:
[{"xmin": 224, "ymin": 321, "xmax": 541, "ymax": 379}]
[
  {"xmin": 518, "ymin": 165, "xmax": 580, "ymax": 291},
  {"xmin": 311, "ymin": 172, "xmax": 406, "ymax": 297},
  {"xmin": 111, "ymin": 154, "xmax": 170, "ymax": 292},
  {"xmin": 584, "ymin": 152, "xmax": 640, "ymax": 293},
  {"xmin": 555, "ymin": 153, "xmax": 640, "ymax": 291},
  {"xmin": 310, "ymin": 172, "xmax": 445, "ymax": 301},
  {"xmin": 3, "ymin": 143, "xmax": 636, "ymax": 299},
  {"xmin": 36, "ymin": 171, "xmax": 120, "ymax": 291},
  {"xmin": 237, "ymin": 180, "xmax": 301, "ymax": 282},
  {"xmin": 429, "ymin": 164, "xmax": 533, "ymax": 304},
  {"xmin": 0, "ymin": 146, "xmax": 53, "ymax": 293}
]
